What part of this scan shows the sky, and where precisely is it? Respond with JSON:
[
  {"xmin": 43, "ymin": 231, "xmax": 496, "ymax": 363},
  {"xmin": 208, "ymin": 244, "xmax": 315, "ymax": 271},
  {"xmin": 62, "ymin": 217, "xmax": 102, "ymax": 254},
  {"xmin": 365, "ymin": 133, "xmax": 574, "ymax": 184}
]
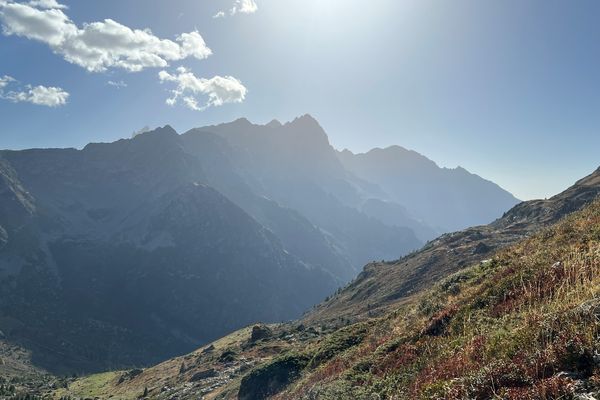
[{"xmin": 0, "ymin": 0, "xmax": 598, "ymax": 200}]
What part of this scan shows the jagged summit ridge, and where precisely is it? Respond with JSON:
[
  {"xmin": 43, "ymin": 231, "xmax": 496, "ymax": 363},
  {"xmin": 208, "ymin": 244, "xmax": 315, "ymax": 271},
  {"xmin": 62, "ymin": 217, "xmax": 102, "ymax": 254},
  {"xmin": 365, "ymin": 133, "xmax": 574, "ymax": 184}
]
[{"xmin": 0, "ymin": 114, "xmax": 521, "ymax": 378}]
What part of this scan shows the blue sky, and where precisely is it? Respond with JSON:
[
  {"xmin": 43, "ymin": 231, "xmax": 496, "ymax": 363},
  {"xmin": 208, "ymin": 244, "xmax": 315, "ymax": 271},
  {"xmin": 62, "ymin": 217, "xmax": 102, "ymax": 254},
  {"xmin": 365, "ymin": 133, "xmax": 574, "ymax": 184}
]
[{"xmin": 0, "ymin": 0, "xmax": 598, "ymax": 200}]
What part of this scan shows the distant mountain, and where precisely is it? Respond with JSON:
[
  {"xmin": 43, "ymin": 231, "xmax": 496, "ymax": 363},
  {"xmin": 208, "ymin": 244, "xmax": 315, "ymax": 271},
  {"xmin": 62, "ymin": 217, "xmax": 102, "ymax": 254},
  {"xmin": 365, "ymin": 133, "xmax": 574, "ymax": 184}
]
[
  {"xmin": 186, "ymin": 115, "xmax": 514, "ymax": 267},
  {"xmin": 338, "ymin": 146, "xmax": 520, "ymax": 233},
  {"xmin": 179, "ymin": 120, "xmax": 360, "ymax": 282},
  {"xmin": 0, "ymin": 116, "xmax": 522, "ymax": 376},
  {"xmin": 0, "ymin": 127, "xmax": 338, "ymax": 373},
  {"xmin": 306, "ymin": 166, "xmax": 600, "ymax": 326},
  {"xmin": 185, "ymin": 116, "xmax": 423, "ymax": 273},
  {"xmin": 49, "ymin": 166, "xmax": 600, "ymax": 400}
]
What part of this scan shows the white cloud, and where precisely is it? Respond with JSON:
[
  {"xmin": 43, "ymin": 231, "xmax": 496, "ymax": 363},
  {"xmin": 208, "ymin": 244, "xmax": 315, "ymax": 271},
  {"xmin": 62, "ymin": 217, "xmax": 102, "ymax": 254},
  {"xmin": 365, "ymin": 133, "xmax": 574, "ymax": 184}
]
[
  {"xmin": 158, "ymin": 67, "xmax": 247, "ymax": 111},
  {"xmin": 27, "ymin": 0, "xmax": 66, "ymax": 9},
  {"xmin": 0, "ymin": 0, "xmax": 212, "ymax": 72},
  {"xmin": 0, "ymin": 2, "xmax": 75, "ymax": 46},
  {"xmin": 7, "ymin": 85, "xmax": 69, "ymax": 106},
  {"xmin": 0, "ymin": 75, "xmax": 15, "ymax": 89},
  {"xmin": 0, "ymin": 75, "xmax": 69, "ymax": 107},
  {"xmin": 176, "ymin": 30, "xmax": 212, "ymax": 60},
  {"xmin": 215, "ymin": 0, "xmax": 258, "ymax": 18},
  {"xmin": 107, "ymin": 80, "xmax": 127, "ymax": 88},
  {"xmin": 231, "ymin": 0, "xmax": 258, "ymax": 15}
]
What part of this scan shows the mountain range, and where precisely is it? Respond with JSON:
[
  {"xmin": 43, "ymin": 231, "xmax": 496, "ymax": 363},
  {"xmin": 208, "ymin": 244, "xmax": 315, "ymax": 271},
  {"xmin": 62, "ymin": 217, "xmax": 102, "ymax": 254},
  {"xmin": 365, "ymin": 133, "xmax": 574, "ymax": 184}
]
[
  {"xmin": 40, "ymin": 165, "xmax": 600, "ymax": 400},
  {"xmin": 0, "ymin": 115, "xmax": 519, "ymax": 375}
]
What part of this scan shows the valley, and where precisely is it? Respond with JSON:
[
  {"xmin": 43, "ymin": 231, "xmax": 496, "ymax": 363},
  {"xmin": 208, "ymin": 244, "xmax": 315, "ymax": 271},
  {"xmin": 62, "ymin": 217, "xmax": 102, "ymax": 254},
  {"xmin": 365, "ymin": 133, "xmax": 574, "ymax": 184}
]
[
  {"xmin": 0, "ymin": 1, "xmax": 597, "ymax": 399},
  {"xmin": 45, "ymin": 167, "xmax": 600, "ymax": 399},
  {"xmin": 0, "ymin": 116, "xmax": 518, "ymax": 378},
  {"xmin": 0, "ymin": 132, "xmax": 596, "ymax": 399}
]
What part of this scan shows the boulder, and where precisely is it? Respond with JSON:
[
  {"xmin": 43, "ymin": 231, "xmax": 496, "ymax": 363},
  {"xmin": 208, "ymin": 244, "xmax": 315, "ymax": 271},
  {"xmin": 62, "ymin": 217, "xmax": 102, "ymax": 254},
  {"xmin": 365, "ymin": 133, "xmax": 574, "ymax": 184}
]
[
  {"xmin": 190, "ymin": 369, "xmax": 217, "ymax": 382},
  {"xmin": 249, "ymin": 325, "xmax": 272, "ymax": 343}
]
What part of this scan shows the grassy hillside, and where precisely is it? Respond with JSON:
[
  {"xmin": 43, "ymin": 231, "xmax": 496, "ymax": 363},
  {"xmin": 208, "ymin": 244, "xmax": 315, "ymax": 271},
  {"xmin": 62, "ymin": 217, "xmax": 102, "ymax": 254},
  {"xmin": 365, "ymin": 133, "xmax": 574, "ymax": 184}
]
[
  {"xmin": 51, "ymin": 324, "xmax": 332, "ymax": 400},
  {"xmin": 0, "ymin": 340, "xmax": 53, "ymax": 398},
  {"xmin": 272, "ymin": 199, "xmax": 600, "ymax": 399},
  {"xmin": 53, "ymin": 199, "xmax": 600, "ymax": 399}
]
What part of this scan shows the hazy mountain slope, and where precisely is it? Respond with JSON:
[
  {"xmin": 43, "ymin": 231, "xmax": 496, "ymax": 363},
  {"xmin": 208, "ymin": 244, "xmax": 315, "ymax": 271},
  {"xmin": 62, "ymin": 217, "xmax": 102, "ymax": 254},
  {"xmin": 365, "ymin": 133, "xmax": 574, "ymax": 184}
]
[
  {"xmin": 305, "ymin": 166, "xmax": 600, "ymax": 326},
  {"xmin": 338, "ymin": 146, "xmax": 520, "ymax": 232},
  {"xmin": 179, "ymin": 130, "xmax": 354, "ymax": 282},
  {"xmin": 52, "ymin": 183, "xmax": 600, "ymax": 400},
  {"xmin": 187, "ymin": 116, "xmax": 423, "ymax": 269},
  {"xmin": 188, "ymin": 116, "xmax": 348, "ymax": 191},
  {"xmin": 360, "ymin": 198, "xmax": 438, "ymax": 242},
  {"xmin": 0, "ymin": 127, "xmax": 338, "ymax": 373},
  {"xmin": 190, "ymin": 116, "xmax": 521, "ymax": 261},
  {"xmin": 0, "ymin": 116, "xmax": 529, "ymax": 378}
]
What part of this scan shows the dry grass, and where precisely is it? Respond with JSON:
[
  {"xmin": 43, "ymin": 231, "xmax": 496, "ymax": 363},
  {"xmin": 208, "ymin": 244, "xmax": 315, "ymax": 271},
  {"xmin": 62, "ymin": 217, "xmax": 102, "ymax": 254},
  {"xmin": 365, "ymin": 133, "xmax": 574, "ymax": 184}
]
[{"xmin": 281, "ymin": 200, "xmax": 600, "ymax": 399}]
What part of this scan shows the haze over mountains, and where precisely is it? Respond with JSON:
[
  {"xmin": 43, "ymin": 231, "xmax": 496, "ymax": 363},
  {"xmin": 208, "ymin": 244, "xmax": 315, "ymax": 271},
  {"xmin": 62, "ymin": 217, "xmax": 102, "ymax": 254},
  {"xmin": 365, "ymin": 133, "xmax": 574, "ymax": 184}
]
[
  {"xmin": 0, "ymin": 115, "xmax": 519, "ymax": 373},
  {"xmin": 189, "ymin": 115, "xmax": 518, "ymax": 242},
  {"xmin": 338, "ymin": 146, "xmax": 521, "ymax": 233},
  {"xmin": 42, "ymin": 164, "xmax": 600, "ymax": 400},
  {"xmin": 307, "ymin": 165, "xmax": 600, "ymax": 326}
]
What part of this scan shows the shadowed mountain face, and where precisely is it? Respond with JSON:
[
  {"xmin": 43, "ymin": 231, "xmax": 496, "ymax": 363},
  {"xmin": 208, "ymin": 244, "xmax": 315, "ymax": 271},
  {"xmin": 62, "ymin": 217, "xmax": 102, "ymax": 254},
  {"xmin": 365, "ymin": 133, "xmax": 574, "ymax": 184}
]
[
  {"xmin": 0, "ymin": 116, "xmax": 520, "ymax": 375},
  {"xmin": 45, "ymin": 168, "xmax": 600, "ymax": 400},
  {"xmin": 0, "ymin": 126, "xmax": 338, "ymax": 374}
]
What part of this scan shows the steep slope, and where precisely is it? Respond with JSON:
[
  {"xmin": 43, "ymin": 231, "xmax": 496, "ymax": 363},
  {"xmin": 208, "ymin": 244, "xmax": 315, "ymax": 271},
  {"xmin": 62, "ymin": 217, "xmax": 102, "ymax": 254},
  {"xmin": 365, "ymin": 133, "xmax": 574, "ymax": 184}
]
[
  {"xmin": 0, "ymin": 115, "xmax": 527, "ymax": 379},
  {"xmin": 493, "ymin": 166, "xmax": 600, "ymax": 230},
  {"xmin": 0, "ymin": 341, "xmax": 53, "ymax": 398},
  {"xmin": 271, "ymin": 197, "xmax": 600, "ymax": 399},
  {"xmin": 187, "ymin": 116, "xmax": 424, "ymax": 270},
  {"xmin": 305, "ymin": 166, "xmax": 600, "ymax": 326},
  {"xmin": 360, "ymin": 198, "xmax": 438, "ymax": 242},
  {"xmin": 190, "ymin": 116, "xmax": 521, "ymax": 263},
  {"xmin": 52, "ymin": 183, "xmax": 600, "ymax": 400},
  {"xmin": 179, "ymin": 130, "xmax": 354, "ymax": 282},
  {"xmin": 0, "ymin": 127, "xmax": 338, "ymax": 374},
  {"xmin": 338, "ymin": 146, "xmax": 520, "ymax": 233}
]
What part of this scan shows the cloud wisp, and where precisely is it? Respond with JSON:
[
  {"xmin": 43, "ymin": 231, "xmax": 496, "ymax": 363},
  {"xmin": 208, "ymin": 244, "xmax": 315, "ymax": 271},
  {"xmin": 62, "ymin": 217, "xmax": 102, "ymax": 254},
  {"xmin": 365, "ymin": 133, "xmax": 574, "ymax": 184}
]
[
  {"xmin": 158, "ymin": 67, "xmax": 247, "ymax": 111},
  {"xmin": 107, "ymin": 80, "xmax": 127, "ymax": 89},
  {"xmin": 0, "ymin": 75, "xmax": 69, "ymax": 107},
  {"xmin": 214, "ymin": 0, "xmax": 258, "ymax": 18},
  {"xmin": 0, "ymin": 1, "xmax": 248, "ymax": 111},
  {"xmin": 0, "ymin": 0, "xmax": 212, "ymax": 72},
  {"xmin": 26, "ymin": 0, "xmax": 66, "ymax": 9}
]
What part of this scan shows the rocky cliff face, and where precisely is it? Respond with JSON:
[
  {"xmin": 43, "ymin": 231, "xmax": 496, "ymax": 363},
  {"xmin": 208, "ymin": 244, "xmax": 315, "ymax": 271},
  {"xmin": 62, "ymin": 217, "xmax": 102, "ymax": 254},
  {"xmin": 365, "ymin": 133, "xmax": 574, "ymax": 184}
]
[
  {"xmin": 0, "ymin": 126, "xmax": 338, "ymax": 374},
  {"xmin": 186, "ymin": 115, "xmax": 514, "ymax": 271},
  {"xmin": 0, "ymin": 116, "xmax": 524, "ymax": 375}
]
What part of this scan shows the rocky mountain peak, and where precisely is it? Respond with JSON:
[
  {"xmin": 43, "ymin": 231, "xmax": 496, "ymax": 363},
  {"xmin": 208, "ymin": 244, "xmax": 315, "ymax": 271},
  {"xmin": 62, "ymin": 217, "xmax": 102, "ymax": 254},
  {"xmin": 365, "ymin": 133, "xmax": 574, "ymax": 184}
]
[
  {"xmin": 136, "ymin": 125, "xmax": 178, "ymax": 138},
  {"xmin": 287, "ymin": 113, "xmax": 321, "ymax": 130},
  {"xmin": 282, "ymin": 113, "xmax": 331, "ymax": 148},
  {"xmin": 266, "ymin": 119, "xmax": 282, "ymax": 128}
]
